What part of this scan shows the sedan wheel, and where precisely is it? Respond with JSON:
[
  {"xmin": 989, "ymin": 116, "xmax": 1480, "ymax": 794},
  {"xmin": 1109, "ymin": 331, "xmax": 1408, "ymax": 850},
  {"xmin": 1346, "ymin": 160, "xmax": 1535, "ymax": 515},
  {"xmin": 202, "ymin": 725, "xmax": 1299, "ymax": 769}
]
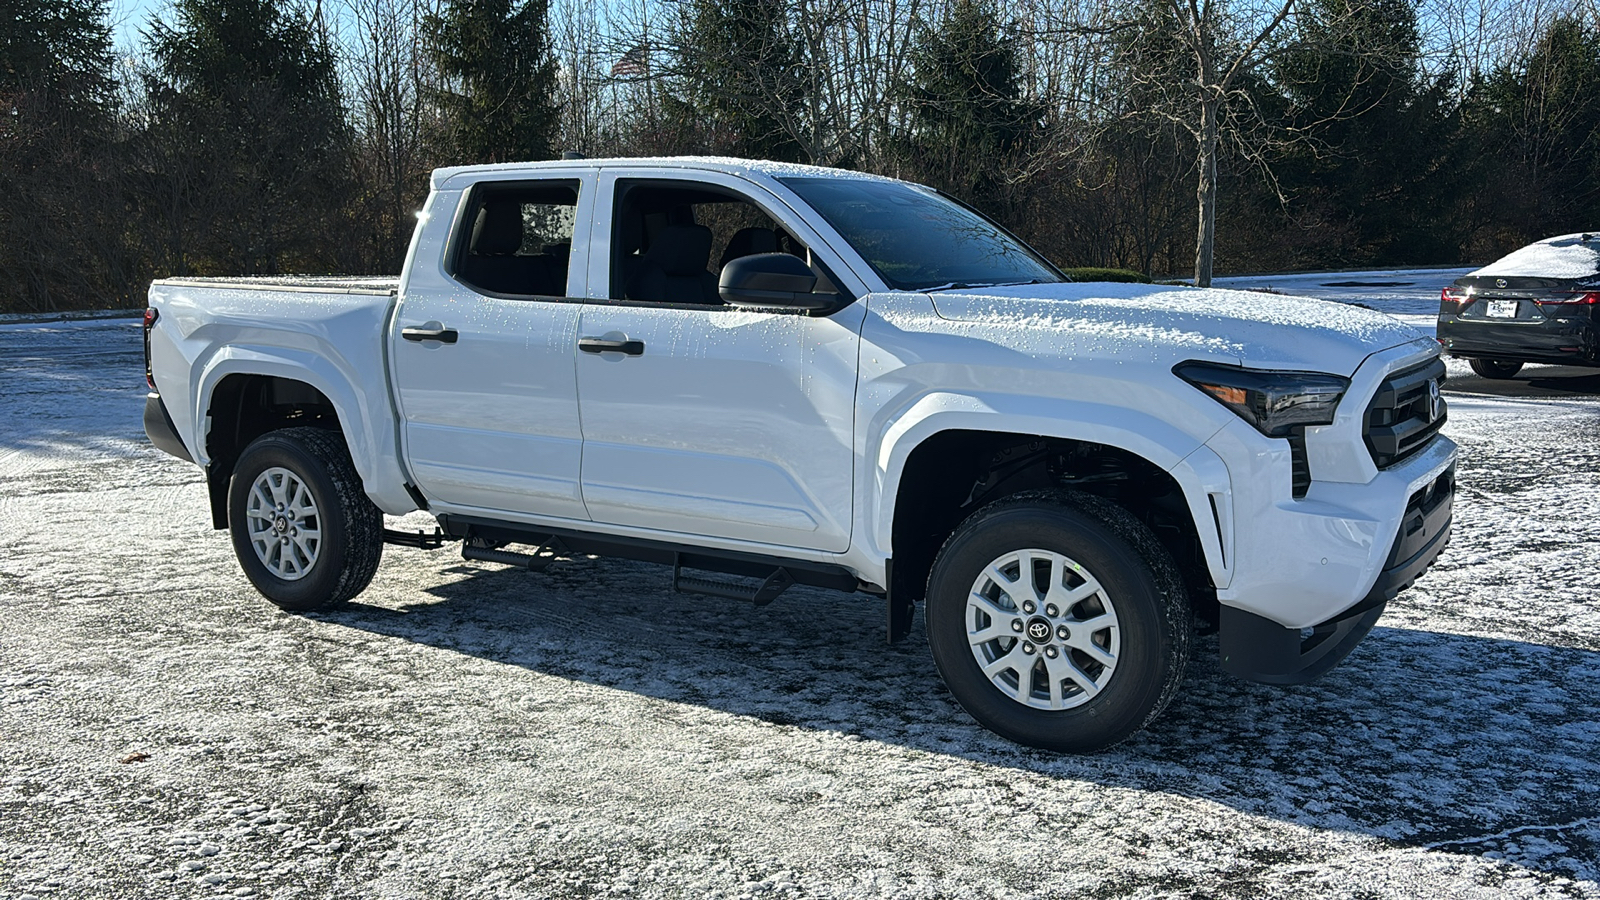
[{"xmin": 1468, "ymin": 358, "xmax": 1523, "ymax": 379}]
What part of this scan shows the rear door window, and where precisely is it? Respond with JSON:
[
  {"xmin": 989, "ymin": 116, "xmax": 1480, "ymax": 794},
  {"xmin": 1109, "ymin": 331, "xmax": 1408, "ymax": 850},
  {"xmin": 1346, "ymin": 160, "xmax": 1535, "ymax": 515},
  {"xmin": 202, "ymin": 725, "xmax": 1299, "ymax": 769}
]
[{"xmin": 453, "ymin": 180, "xmax": 580, "ymax": 298}]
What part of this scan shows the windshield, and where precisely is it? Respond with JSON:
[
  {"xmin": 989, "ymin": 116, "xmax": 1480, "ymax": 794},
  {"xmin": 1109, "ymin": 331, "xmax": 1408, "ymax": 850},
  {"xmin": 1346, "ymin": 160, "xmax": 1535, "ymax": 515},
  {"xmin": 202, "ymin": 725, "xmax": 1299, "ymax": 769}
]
[{"xmin": 778, "ymin": 176, "xmax": 1063, "ymax": 292}]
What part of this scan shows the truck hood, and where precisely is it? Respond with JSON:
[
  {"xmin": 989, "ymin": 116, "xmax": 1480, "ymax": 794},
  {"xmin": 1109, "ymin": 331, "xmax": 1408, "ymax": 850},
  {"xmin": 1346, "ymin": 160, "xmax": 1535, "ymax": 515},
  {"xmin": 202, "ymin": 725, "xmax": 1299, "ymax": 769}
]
[{"xmin": 928, "ymin": 281, "xmax": 1427, "ymax": 374}]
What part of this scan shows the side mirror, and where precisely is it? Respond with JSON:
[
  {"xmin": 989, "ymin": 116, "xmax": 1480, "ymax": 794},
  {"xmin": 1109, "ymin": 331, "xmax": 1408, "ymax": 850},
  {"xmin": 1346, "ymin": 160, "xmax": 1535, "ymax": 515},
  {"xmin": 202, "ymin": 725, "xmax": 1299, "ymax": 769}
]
[{"xmin": 719, "ymin": 253, "xmax": 837, "ymax": 311}]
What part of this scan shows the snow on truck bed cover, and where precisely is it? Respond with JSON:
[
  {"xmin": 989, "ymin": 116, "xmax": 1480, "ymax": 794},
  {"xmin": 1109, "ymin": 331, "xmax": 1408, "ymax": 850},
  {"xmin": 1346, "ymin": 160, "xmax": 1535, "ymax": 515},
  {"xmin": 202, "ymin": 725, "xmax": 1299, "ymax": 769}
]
[{"xmin": 153, "ymin": 275, "xmax": 399, "ymax": 294}]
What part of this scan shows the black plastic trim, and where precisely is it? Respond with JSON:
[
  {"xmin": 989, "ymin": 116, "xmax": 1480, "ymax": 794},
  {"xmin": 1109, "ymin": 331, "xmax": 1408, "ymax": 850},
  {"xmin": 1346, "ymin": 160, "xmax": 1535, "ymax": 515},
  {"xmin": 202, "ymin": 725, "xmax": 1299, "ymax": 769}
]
[
  {"xmin": 578, "ymin": 337, "xmax": 645, "ymax": 355},
  {"xmin": 143, "ymin": 393, "xmax": 193, "ymax": 464},
  {"xmin": 400, "ymin": 326, "xmax": 459, "ymax": 344},
  {"xmin": 1287, "ymin": 428, "xmax": 1311, "ymax": 498}
]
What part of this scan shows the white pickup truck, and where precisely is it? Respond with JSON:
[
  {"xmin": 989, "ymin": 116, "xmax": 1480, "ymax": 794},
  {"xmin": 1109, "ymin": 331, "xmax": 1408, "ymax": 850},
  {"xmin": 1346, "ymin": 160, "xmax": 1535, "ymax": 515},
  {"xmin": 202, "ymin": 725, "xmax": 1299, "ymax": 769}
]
[{"xmin": 143, "ymin": 157, "xmax": 1456, "ymax": 751}]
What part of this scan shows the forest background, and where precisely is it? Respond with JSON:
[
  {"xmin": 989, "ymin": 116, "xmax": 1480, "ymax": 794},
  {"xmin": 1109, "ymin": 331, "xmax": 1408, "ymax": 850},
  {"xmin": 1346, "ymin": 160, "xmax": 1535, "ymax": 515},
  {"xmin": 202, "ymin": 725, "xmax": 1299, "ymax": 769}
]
[{"xmin": 4, "ymin": 0, "xmax": 1599, "ymax": 312}]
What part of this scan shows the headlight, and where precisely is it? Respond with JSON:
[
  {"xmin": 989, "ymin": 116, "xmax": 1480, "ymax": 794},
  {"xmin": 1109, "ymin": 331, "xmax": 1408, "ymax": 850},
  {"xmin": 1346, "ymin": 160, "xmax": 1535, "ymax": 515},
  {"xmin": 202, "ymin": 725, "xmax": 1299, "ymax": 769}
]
[{"xmin": 1174, "ymin": 362, "xmax": 1349, "ymax": 437}]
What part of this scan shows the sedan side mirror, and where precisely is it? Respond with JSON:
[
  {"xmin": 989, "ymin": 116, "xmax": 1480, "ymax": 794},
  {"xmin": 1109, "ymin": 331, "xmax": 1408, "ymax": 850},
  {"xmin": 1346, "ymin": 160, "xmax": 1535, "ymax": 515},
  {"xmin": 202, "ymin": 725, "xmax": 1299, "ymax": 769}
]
[{"xmin": 719, "ymin": 253, "xmax": 838, "ymax": 311}]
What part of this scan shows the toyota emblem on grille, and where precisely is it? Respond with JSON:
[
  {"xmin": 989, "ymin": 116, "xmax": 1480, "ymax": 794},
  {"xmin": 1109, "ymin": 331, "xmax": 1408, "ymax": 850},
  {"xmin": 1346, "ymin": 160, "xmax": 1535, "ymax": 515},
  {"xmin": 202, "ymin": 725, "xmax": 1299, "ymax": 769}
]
[{"xmin": 1428, "ymin": 379, "xmax": 1442, "ymax": 420}]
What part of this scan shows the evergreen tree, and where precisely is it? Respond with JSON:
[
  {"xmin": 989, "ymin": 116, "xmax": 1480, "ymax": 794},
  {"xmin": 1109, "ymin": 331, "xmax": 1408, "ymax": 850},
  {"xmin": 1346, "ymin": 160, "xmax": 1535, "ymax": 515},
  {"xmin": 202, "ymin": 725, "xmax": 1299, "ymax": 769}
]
[
  {"xmin": 892, "ymin": 0, "xmax": 1040, "ymax": 210},
  {"xmin": 668, "ymin": 0, "xmax": 808, "ymax": 162},
  {"xmin": 0, "ymin": 0, "xmax": 122, "ymax": 311},
  {"xmin": 1460, "ymin": 17, "xmax": 1600, "ymax": 254},
  {"xmin": 427, "ymin": 0, "xmax": 561, "ymax": 164},
  {"xmin": 0, "ymin": 0, "xmax": 115, "ymax": 113},
  {"xmin": 1275, "ymin": 0, "xmax": 1460, "ymax": 264},
  {"xmin": 139, "ymin": 0, "xmax": 351, "ymax": 275}
]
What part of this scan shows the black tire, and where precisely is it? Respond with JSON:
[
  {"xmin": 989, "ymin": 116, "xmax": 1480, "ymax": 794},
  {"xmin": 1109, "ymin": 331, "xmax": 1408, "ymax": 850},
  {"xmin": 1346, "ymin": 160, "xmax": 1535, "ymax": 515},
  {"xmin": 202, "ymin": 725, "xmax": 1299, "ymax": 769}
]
[
  {"xmin": 925, "ymin": 490, "xmax": 1190, "ymax": 752},
  {"xmin": 227, "ymin": 427, "xmax": 382, "ymax": 610},
  {"xmin": 1468, "ymin": 358, "xmax": 1523, "ymax": 379}
]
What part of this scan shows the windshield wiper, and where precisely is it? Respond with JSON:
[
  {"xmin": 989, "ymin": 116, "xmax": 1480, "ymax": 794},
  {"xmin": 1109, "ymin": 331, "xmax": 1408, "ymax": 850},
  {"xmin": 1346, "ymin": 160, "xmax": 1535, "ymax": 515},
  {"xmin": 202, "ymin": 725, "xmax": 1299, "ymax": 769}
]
[
  {"xmin": 922, "ymin": 281, "xmax": 1000, "ymax": 292},
  {"xmin": 921, "ymin": 279, "xmax": 1049, "ymax": 292}
]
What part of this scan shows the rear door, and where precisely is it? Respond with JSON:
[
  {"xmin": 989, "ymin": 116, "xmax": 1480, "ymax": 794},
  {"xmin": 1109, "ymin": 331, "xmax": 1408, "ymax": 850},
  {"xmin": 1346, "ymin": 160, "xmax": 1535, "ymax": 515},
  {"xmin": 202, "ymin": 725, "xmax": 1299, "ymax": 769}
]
[
  {"xmin": 572, "ymin": 169, "xmax": 865, "ymax": 552},
  {"xmin": 390, "ymin": 172, "xmax": 594, "ymax": 521}
]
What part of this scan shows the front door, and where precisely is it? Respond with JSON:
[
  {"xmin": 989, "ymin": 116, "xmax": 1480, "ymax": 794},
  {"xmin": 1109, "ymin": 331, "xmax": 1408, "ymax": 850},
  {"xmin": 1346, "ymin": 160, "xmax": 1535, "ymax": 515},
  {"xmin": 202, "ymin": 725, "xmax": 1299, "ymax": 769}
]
[{"xmin": 573, "ymin": 170, "xmax": 863, "ymax": 552}]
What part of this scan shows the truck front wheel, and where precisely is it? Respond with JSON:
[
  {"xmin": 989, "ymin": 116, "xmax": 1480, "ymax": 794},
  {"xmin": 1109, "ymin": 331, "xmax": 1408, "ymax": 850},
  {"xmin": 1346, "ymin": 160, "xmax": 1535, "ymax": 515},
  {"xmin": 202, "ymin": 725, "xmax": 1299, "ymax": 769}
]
[
  {"xmin": 227, "ymin": 428, "xmax": 382, "ymax": 610},
  {"xmin": 925, "ymin": 491, "xmax": 1190, "ymax": 752}
]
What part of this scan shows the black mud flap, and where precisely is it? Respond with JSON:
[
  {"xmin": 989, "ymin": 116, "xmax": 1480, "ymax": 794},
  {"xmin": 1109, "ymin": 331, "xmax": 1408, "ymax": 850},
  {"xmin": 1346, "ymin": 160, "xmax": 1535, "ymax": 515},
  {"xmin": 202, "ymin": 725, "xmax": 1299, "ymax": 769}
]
[{"xmin": 1220, "ymin": 602, "xmax": 1387, "ymax": 685}]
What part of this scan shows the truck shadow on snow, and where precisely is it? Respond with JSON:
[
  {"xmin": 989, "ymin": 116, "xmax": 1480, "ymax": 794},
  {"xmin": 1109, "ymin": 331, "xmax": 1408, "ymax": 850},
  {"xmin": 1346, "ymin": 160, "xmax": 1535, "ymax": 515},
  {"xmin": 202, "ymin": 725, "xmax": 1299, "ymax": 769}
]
[{"xmin": 326, "ymin": 553, "xmax": 1600, "ymax": 885}]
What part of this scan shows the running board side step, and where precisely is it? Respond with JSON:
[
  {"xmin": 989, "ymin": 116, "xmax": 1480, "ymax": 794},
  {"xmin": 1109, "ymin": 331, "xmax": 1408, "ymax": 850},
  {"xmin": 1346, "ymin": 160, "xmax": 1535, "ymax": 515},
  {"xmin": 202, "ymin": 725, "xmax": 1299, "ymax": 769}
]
[
  {"xmin": 461, "ymin": 535, "xmax": 566, "ymax": 571},
  {"xmin": 435, "ymin": 513, "xmax": 859, "ymax": 597},
  {"xmin": 673, "ymin": 554, "xmax": 794, "ymax": 607},
  {"xmin": 383, "ymin": 527, "xmax": 451, "ymax": 549}
]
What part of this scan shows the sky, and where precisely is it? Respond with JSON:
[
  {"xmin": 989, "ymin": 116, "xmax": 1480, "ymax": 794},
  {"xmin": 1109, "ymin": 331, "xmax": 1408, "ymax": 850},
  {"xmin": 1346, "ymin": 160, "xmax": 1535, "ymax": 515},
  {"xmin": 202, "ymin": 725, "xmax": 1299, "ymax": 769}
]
[{"xmin": 108, "ymin": 0, "xmax": 168, "ymax": 52}]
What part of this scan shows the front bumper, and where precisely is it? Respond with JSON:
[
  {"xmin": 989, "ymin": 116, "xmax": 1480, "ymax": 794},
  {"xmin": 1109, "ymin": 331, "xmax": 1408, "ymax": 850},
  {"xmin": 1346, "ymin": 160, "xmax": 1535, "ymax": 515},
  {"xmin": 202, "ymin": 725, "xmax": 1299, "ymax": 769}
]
[
  {"xmin": 1179, "ymin": 339, "xmax": 1457, "ymax": 684},
  {"xmin": 1219, "ymin": 463, "xmax": 1453, "ymax": 684}
]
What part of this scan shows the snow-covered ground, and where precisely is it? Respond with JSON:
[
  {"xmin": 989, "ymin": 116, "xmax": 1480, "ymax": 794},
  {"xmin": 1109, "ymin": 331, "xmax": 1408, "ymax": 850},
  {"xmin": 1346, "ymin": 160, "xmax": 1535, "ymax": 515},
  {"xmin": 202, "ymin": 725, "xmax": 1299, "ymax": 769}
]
[{"xmin": 2, "ymin": 290, "xmax": 1598, "ymax": 899}]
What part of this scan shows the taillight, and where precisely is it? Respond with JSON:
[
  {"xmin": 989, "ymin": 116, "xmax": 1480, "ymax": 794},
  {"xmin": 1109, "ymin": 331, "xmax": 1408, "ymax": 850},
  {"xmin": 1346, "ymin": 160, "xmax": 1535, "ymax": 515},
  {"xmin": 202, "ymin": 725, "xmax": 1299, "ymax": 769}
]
[
  {"xmin": 1542, "ymin": 291, "xmax": 1600, "ymax": 305},
  {"xmin": 143, "ymin": 307, "xmax": 159, "ymax": 391},
  {"xmin": 1441, "ymin": 286, "xmax": 1468, "ymax": 312}
]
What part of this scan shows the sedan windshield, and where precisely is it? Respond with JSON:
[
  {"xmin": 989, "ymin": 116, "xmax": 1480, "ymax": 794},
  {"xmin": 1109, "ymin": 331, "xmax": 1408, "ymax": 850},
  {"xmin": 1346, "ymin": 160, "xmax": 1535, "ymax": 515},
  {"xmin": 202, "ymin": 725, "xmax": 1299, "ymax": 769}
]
[{"xmin": 778, "ymin": 176, "xmax": 1063, "ymax": 292}]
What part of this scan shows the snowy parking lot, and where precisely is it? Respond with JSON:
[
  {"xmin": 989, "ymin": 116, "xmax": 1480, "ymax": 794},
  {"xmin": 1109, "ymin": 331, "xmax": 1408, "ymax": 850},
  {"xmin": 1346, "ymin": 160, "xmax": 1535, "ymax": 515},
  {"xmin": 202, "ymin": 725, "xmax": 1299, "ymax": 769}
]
[{"xmin": 3, "ymin": 273, "xmax": 1599, "ymax": 898}]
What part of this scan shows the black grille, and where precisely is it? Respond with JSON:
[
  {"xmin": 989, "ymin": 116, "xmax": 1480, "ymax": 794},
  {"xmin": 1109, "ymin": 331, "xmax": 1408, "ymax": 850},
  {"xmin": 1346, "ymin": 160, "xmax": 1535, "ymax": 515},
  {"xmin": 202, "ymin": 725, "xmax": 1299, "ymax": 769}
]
[{"xmin": 1365, "ymin": 357, "xmax": 1447, "ymax": 468}]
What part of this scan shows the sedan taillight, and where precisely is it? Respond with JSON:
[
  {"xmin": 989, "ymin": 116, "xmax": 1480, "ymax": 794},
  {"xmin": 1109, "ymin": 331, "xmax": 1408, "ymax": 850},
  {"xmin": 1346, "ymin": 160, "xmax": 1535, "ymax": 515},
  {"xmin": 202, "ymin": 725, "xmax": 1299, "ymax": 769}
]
[
  {"xmin": 1441, "ymin": 286, "xmax": 1469, "ymax": 312},
  {"xmin": 1541, "ymin": 291, "xmax": 1600, "ymax": 305}
]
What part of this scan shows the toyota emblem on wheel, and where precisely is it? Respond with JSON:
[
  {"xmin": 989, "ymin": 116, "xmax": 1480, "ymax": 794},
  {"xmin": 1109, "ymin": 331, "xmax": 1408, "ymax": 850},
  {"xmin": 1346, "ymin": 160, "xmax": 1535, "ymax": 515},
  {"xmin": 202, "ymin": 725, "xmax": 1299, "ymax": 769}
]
[{"xmin": 1027, "ymin": 618, "xmax": 1053, "ymax": 642}]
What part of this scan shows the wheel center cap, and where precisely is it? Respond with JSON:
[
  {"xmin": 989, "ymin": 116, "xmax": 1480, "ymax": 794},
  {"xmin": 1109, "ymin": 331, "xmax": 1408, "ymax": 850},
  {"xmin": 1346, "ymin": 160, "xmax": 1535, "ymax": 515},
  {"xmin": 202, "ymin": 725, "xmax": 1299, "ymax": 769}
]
[
  {"xmin": 274, "ymin": 516, "xmax": 289, "ymax": 534},
  {"xmin": 1026, "ymin": 617, "xmax": 1053, "ymax": 643}
]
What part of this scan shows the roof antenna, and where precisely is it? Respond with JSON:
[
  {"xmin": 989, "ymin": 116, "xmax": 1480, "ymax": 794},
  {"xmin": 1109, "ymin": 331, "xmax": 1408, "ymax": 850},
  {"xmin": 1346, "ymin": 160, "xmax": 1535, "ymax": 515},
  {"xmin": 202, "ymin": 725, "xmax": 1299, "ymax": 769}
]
[{"xmin": 561, "ymin": 150, "xmax": 586, "ymax": 160}]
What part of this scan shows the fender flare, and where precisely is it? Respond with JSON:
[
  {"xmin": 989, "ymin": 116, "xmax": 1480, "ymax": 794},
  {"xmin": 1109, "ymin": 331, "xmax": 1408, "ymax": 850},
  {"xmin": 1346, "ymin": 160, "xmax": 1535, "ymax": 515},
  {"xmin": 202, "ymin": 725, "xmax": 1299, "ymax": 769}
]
[
  {"xmin": 865, "ymin": 391, "xmax": 1233, "ymax": 587},
  {"xmin": 193, "ymin": 346, "xmax": 416, "ymax": 514}
]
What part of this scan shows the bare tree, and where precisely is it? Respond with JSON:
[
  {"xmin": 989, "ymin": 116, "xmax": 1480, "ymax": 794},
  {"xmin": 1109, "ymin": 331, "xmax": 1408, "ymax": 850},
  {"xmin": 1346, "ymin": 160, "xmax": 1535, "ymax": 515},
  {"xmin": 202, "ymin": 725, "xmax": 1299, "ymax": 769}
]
[
  {"xmin": 1116, "ymin": 0, "xmax": 1296, "ymax": 286},
  {"xmin": 339, "ymin": 0, "xmax": 442, "ymax": 271}
]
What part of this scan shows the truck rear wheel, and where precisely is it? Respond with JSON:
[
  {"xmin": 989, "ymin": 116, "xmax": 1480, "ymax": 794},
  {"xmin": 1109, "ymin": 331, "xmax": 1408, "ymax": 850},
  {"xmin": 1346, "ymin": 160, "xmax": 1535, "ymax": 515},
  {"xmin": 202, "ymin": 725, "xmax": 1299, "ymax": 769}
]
[
  {"xmin": 227, "ymin": 428, "xmax": 382, "ymax": 610},
  {"xmin": 925, "ymin": 491, "xmax": 1189, "ymax": 752}
]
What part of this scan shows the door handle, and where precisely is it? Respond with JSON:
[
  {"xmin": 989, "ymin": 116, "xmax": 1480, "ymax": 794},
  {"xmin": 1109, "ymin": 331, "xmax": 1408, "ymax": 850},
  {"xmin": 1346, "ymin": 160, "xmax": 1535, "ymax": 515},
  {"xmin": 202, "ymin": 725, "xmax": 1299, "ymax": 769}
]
[
  {"xmin": 401, "ymin": 325, "xmax": 459, "ymax": 344},
  {"xmin": 578, "ymin": 337, "xmax": 645, "ymax": 356}
]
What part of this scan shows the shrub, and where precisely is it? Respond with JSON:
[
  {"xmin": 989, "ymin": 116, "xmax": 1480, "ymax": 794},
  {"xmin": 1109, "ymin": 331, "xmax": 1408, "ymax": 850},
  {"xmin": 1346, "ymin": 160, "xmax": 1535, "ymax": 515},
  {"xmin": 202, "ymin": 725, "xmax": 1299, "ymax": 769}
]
[{"xmin": 1060, "ymin": 267, "xmax": 1151, "ymax": 283}]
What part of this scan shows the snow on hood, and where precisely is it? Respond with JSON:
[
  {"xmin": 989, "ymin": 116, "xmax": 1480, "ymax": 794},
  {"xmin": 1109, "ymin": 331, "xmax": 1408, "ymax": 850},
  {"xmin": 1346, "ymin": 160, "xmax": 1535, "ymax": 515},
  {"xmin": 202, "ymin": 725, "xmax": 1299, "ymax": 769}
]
[
  {"xmin": 928, "ymin": 281, "xmax": 1426, "ymax": 373},
  {"xmin": 1473, "ymin": 233, "xmax": 1600, "ymax": 279}
]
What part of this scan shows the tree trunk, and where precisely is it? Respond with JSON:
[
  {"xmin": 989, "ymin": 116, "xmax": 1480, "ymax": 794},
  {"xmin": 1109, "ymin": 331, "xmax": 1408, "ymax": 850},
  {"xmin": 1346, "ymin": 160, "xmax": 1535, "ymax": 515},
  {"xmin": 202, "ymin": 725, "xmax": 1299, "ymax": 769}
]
[{"xmin": 1193, "ymin": 95, "xmax": 1219, "ymax": 287}]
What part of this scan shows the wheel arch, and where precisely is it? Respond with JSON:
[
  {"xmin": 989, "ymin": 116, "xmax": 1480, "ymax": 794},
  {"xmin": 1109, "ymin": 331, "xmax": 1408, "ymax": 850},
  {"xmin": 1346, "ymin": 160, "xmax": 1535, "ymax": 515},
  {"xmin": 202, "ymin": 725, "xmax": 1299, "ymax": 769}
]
[
  {"xmin": 871, "ymin": 397, "xmax": 1231, "ymax": 625},
  {"xmin": 195, "ymin": 347, "xmax": 413, "ymax": 527}
]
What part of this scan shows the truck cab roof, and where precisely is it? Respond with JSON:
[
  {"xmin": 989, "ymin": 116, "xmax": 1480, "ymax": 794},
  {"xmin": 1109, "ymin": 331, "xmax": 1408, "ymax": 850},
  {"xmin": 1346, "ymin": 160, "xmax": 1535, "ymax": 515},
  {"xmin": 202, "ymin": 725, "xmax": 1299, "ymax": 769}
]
[{"xmin": 429, "ymin": 156, "xmax": 903, "ymax": 190}]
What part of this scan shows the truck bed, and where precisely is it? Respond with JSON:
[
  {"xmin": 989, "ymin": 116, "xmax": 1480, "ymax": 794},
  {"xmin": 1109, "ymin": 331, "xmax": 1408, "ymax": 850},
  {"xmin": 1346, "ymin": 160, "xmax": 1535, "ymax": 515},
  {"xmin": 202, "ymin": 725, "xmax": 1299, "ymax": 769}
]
[{"xmin": 152, "ymin": 276, "xmax": 398, "ymax": 295}]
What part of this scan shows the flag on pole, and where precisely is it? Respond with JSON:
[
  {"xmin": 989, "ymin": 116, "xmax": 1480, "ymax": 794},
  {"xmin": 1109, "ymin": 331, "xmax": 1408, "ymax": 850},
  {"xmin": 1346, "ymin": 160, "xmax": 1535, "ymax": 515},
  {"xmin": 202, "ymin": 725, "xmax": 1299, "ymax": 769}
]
[{"xmin": 611, "ymin": 45, "xmax": 649, "ymax": 77}]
